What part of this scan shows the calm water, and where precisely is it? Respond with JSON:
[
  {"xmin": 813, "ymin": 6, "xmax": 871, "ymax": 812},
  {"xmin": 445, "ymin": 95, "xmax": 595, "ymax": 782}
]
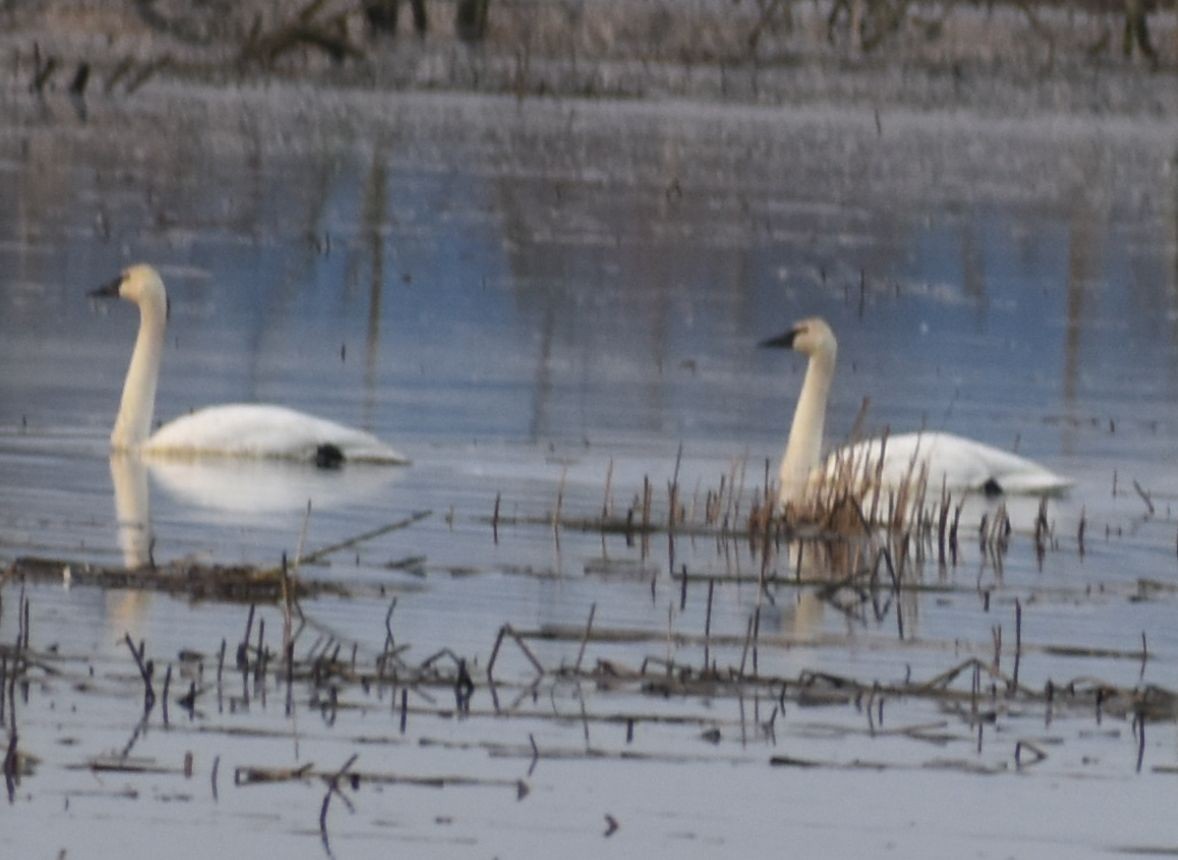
[{"xmin": 2, "ymin": 85, "xmax": 1178, "ymax": 857}]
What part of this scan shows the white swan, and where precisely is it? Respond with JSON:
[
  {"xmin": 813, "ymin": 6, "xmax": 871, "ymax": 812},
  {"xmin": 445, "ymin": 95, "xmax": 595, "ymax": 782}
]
[
  {"xmin": 760, "ymin": 317, "xmax": 1070, "ymax": 505},
  {"xmin": 91, "ymin": 264, "xmax": 408, "ymax": 465}
]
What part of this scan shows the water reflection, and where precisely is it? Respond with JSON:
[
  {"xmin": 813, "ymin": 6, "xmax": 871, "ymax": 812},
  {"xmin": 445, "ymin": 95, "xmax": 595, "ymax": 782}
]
[
  {"xmin": 109, "ymin": 453, "xmax": 152, "ymax": 567},
  {"xmin": 147, "ymin": 457, "xmax": 401, "ymax": 519},
  {"xmin": 763, "ymin": 537, "xmax": 925, "ymax": 643},
  {"xmin": 107, "ymin": 452, "xmax": 402, "ymax": 567}
]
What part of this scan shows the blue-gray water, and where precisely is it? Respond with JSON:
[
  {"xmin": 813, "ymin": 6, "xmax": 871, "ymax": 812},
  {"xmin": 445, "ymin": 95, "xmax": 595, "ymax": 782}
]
[{"xmin": 2, "ymin": 86, "xmax": 1178, "ymax": 857}]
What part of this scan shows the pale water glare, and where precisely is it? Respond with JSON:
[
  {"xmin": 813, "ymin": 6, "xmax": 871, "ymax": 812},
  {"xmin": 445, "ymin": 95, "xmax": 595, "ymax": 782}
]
[{"xmin": 2, "ymin": 86, "xmax": 1178, "ymax": 857}]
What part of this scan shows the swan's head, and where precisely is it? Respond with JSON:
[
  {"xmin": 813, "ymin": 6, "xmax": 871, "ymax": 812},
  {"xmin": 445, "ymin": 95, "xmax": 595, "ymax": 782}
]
[
  {"xmin": 90, "ymin": 264, "xmax": 168, "ymax": 315},
  {"xmin": 759, "ymin": 317, "xmax": 837, "ymax": 362}
]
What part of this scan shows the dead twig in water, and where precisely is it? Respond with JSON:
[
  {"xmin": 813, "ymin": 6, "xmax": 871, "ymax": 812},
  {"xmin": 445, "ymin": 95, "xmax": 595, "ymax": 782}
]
[
  {"xmin": 487, "ymin": 624, "xmax": 545, "ymax": 684},
  {"xmin": 574, "ymin": 603, "xmax": 597, "ymax": 673},
  {"xmin": 123, "ymin": 633, "xmax": 155, "ymax": 714},
  {"xmin": 298, "ymin": 510, "xmax": 431, "ymax": 567},
  {"xmin": 320, "ymin": 753, "xmax": 359, "ymax": 855},
  {"xmin": 1014, "ymin": 739, "xmax": 1048, "ymax": 769},
  {"xmin": 1132, "ymin": 479, "xmax": 1155, "ymax": 517}
]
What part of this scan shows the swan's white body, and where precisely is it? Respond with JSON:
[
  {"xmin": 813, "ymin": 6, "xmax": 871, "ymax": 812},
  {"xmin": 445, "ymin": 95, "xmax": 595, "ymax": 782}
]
[
  {"xmin": 142, "ymin": 404, "xmax": 405, "ymax": 462},
  {"xmin": 93, "ymin": 264, "xmax": 408, "ymax": 465},
  {"xmin": 834, "ymin": 431, "xmax": 1071, "ymax": 495},
  {"xmin": 762, "ymin": 317, "xmax": 1070, "ymax": 505}
]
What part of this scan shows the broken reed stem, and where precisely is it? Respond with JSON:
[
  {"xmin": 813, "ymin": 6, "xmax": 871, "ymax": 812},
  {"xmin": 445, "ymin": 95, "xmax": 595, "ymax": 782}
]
[
  {"xmin": 668, "ymin": 443, "xmax": 684, "ymax": 531},
  {"xmin": 487, "ymin": 624, "xmax": 545, "ymax": 683},
  {"xmin": 1135, "ymin": 711, "xmax": 1146, "ymax": 773},
  {"xmin": 1132, "ymin": 479, "xmax": 1155, "ymax": 516},
  {"xmin": 738, "ymin": 612, "xmax": 755, "ymax": 679},
  {"xmin": 751, "ymin": 605, "xmax": 761, "ymax": 676},
  {"xmin": 238, "ymin": 603, "xmax": 256, "ymax": 671},
  {"xmin": 2, "ymin": 613, "xmax": 20, "ymax": 802},
  {"xmin": 256, "ymin": 618, "xmax": 267, "ymax": 685},
  {"xmin": 162, "ymin": 663, "xmax": 172, "ymax": 725},
  {"xmin": 602, "ymin": 459, "xmax": 614, "ymax": 519},
  {"xmin": 1013, "ymin": 599, "xmax": 1022, "ymax": 690},
  {"xmin": 528, "ymin": 733, "xmax": 540, "ymax": 776},
  {"xmin": 1033, "ymin": 497, "xmax": 1049, "ymax": 561},
  {"xmin": 378, "ymin": 597, "xmax": 398, "ymax": 678},
  {"xmin": 3, "ymin": 720, "xmax": 16, "ymax": 802},
  {"xmin": 642, "ymin": 475, "xmax": 652, "ymax": 532},
  {"xmin": 123, "ymin": 633, "xmax": 155, "ymax": 714},
  {"xmin": 280, "ymin": 552, "xmax": 295, "ymax": 700},
  {"xmin": 21, "ymin": 591, "xmax": 30, "ymax": 652},
  {"xmin": 285, "ymin": 640, "xmax": 295, "ymax": 717},
  {"xmin": 299, "ymin": 510, "xmax": 431, "ymax": 568},
  {"xmin": 574, "ymin": 603, "xmax": 597, "ymax": 673},
  {"xmin": 319, "ymin": 752, "xmax": 359, "ymax": 844},
  {"xmin": 1015, "ymin": 739, "xmax": 1048, "ymax": 769},
  {"xmin": 936, "ymin": 478, "xmax": 949, "ymax": 565},
  {"xmin": 949, "ymin": 501, "xmax": 962, "ymax": 566},
  {"xmin": 762, "ymin": 457, "xmax": 772, "ymax": 510},
  {"xmin": 703, "ymin": 579, "xmax": 715, "ymax": 674},
  {"xmin": 554, "ymin": 468, "xmax": 567, "ymax": 536}
]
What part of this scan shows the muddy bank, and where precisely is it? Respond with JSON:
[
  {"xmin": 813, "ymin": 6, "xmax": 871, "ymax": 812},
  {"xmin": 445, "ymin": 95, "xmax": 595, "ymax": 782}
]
[{"xmin": 4, "ymin": 0, "xmax": 1178, "ymax": 115}]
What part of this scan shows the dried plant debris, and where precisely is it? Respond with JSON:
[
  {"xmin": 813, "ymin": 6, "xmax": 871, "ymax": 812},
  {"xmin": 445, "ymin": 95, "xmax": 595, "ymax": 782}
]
[{"xmin": 0, "ymin": 588, "xmax": 1172, "ymax": 800}]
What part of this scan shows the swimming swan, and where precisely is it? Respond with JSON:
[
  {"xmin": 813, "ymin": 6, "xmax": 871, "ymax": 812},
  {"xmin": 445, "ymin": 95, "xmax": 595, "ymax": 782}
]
[
  {"xmin": 91, "ymin": 264, "xmax": 408, "ymax": 465},
  {"xmin": 760, "ymin": 317, "xmax": 1070, "ymax": 505}
]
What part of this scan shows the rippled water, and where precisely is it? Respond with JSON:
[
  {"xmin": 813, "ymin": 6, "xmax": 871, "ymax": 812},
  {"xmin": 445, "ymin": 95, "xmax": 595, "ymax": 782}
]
[{"xmin": 2, "ymin": 86, "xmax": 1178, "ymax": 857}]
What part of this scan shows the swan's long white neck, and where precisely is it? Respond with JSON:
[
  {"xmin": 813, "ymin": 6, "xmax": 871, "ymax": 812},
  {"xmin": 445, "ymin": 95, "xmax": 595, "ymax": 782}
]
[
  {"xmin": 111, "ymin": 291, "xmax": 166, "ymax": 449},
  {"xmin": 780, "ymin": 343, "xmax": 836, "ymax": 504}
]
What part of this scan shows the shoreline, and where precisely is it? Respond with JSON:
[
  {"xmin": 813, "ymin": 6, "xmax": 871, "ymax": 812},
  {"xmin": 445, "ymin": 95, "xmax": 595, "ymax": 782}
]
[{"xmin": 3, "ymin": 0, "xmax": 1178, "ymax": 118}]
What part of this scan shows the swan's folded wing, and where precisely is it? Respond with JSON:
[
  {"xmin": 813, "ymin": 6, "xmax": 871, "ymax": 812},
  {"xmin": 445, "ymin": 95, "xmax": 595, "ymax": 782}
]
[
  {"xmin": 143, "ymin": 404, "xmax": 409, "ymax": 464},
  {"xmin": 830, "ymin": 432, "xmax": 1069, "ymax": 495}
]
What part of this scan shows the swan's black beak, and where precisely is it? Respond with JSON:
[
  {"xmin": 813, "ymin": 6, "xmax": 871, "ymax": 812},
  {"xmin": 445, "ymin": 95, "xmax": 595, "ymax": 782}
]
[
  {"xmin": 89, "ymin": 276, "xmax": 122, "ymax": 299},
  {"xmin": 758, "ymin": 328, "xmax": 800, "ymax": 349}
]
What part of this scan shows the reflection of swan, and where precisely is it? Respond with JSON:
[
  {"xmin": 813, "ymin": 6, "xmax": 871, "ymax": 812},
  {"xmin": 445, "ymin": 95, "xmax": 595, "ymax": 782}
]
[
  {"xmin": 107, "ymin": 453, "xmax": 400, "ymax": 557},
  {"xmin": 148, "ymin": 457, "xmax": 400, "ymax": 517},
  {"xmin": 760, "ymin": 317, "xmax": 1071, "ymax": 505},
  {"xmin": 109, "ymin": 453, "xmax": 152, "ymax": 567},
  {"xmin": 90, "ymin": 264, "xmax": 408, "ymax": 465},
  {"xmin": 106, "ymin": 455, "xmax": 154, "ymax": 636}
]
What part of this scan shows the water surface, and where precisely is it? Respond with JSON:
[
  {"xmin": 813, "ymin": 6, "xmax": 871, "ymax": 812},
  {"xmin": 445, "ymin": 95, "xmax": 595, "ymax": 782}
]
[{"xmin": 2, "ymin": 86, "xmax": 1178, "ymax": 857}]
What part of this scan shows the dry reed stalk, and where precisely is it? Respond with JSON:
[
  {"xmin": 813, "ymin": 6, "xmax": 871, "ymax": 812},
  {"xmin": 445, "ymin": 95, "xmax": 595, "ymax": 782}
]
[
  {"xmin": 124, "ymin": 633, "xmax": 155, "ymax": 714},
  {"xmin": 668, "ymin": 443, "xmax": 683, "ymax": 531},
  {"xmin": 602, "ymin": 459, "xmax": 614, "ymax": 519},
  {"xmin": 574, "ymin": 603, "xmax": 597, "ymax": 673}
]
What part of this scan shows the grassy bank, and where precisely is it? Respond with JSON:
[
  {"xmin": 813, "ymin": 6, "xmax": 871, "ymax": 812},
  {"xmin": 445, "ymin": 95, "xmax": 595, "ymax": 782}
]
[{"xmin": 4, "ymin": 1, "xmax": 1178, "ymax": 114}]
